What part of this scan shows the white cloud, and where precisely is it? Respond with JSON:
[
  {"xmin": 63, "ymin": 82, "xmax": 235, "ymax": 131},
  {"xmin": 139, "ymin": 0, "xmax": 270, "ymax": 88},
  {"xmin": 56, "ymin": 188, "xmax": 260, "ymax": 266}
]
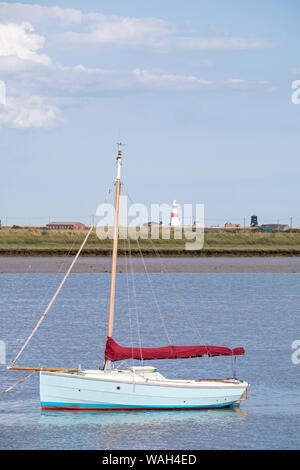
[
  {"xmin": 0, "ymin": 2, "xmax": 83, "ymax": 24},
  {"xmin": 38, "ymin": 63, "xmax": 122, "ymax": 96},
  {"xmin": 177, "ymin": 36, "xmax": 274, "ymax": 51},
  {"xmin": 0, "ymin": 22, "xmax": 51, "ymax": 65},
  {"xmin": 60, "ymin": 15, "xmax": 170, "ymax": 48},
  {"xmin": 0, "ymin": 95, "xmax": 61, "ymax": 128},
  {"xmin": 0, "ymin": 2, "xmax": 170, "ymax": 48},
  {"xmin": 0, "ymin": 3, "xmax": 274, "ymax": 52},
  {"xmin": 0, "ymin": 17, "xmax": 61, "ymax": 127},
  {"xmin": 0, "ymin": 3, "xmax": 277, "ymax": 128},
  {"xmin": 133, "ymin": 68, "xmax": 210, "ymax": 89},
  {"xmin": 0, "ymin": 18, "xmax": 123, "ymax": 128},
  {"xmin": 59, "ymin": 24, "xmax": 275, "ymax": 52},
  {"xmin": 0, "ymin": 79, "xmax": 5, "ymax": 104},
  {"xmin": 132, "ymin": 69, "xmax": 275, "ymax": 91}
]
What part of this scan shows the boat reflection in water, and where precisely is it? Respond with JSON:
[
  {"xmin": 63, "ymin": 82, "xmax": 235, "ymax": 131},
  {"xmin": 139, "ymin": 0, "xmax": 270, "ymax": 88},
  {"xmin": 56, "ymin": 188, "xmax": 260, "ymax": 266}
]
[
  {"xmin": 40, "ymin": 406, "xmax": 249, "ymax": 426},
  {"xmin": 40, "ymin": 407, "xmax": 250, "ymax": 449}
]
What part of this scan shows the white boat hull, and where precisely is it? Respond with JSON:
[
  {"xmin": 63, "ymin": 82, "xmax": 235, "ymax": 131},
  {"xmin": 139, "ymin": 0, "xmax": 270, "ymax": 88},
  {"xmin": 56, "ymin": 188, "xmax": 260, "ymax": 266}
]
[{"xmin": 40, "ymin": 367, "xmax": 248, "ymax": 410}]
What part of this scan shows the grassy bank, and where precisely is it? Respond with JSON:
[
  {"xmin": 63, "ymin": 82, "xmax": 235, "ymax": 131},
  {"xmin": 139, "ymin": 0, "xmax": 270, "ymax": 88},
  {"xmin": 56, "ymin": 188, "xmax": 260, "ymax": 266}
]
[{"xmin": 1, "ymin": 227, "xmax": 300, "ymax": 256}]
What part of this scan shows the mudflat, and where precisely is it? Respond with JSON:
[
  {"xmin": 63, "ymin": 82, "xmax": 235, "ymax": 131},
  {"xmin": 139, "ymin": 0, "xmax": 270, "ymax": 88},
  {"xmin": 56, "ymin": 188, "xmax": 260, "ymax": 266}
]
[{"xmin": 1, "ymin": 256, "xmax": 300, "ymax": 273}]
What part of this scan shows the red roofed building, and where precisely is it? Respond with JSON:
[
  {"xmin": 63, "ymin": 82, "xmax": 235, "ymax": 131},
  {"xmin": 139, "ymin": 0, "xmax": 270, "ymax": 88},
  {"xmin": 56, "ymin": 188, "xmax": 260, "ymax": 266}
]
[{"xmin": 46, "ymin": 222, "xmax": 85, "ymax": 230}]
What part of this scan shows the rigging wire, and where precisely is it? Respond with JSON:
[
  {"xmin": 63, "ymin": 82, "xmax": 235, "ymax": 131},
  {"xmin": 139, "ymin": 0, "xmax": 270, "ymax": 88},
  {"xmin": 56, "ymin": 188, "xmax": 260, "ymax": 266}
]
[
  {"xmin": 142, "ymin": 234, "xmax": 206, "ymax": 346},
  {"xmin": 122, "ymin": 182, "xmax": 239, "ymax": 376},
  {"xmin": 134, "ymin": 235, "xmax": 174, "ymax": 345},
  {"xmin": 122, "ymin": 182, "xmax": 206, "ymax": 348},
  {"xmin": 126, "ymin": 224, "xmax": 144, "ymax": 366},
  {"xmin": 123, "ymin": 237, "xmax": 135, "ymax": 368},
  {"xmin": 120, "ymin": 183, "xmax": 177, "ymax": 351},
  {"xmin": 122, "ymin": 185, "xmax": 173, "ymax": 346}
]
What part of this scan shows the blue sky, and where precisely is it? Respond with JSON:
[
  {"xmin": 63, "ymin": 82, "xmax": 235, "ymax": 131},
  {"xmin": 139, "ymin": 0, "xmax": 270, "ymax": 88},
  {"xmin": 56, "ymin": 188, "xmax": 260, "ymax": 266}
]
[{"xmin": 0, "ymin": 0, "xmax": 299, "ymax": 226}]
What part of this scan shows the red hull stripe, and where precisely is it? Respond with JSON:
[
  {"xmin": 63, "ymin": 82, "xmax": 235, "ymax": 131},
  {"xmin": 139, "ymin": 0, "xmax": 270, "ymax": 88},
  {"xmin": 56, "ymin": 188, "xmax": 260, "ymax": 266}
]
[
  {"xmin": 41, "ymin": 406, "xmax": 238, "ymax": 411},
  {"xmin": 41, "ymin": 403, "xmax": 240, "ymax": 411}
]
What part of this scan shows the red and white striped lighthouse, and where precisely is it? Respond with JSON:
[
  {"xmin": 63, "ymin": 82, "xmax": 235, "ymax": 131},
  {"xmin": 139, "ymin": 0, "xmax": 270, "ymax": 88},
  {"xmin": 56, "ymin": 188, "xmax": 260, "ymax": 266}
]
[{"xmin": 170, "ymin": 200, "xmax": 180, "ymax": 226}]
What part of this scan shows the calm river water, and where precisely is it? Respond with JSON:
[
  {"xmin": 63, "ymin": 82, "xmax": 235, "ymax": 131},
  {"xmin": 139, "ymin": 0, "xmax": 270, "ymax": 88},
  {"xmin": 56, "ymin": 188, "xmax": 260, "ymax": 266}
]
[{"xmin": 0, "ymin": 272, "xmax": 299, "ymax": 449}]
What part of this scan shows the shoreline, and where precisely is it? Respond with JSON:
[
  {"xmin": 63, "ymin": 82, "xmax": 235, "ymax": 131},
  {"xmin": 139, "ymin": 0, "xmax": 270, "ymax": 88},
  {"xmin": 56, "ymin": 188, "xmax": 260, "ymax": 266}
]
[
  {"xmin": 1, "ymin": 256, "xmax": 300, "ymax": 273},
  {"xmin": 1, "ymin": 250, "xmax": 300, "ymax": 256}
]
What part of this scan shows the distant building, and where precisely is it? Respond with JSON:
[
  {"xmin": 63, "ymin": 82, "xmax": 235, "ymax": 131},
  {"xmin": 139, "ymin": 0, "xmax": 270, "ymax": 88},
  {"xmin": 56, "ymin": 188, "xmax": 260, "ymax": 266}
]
[
  {"xmin": 250, "ymin": 215, "xmax": 258, "ymax": 227},
  {"xmin": 143, "ymin": 221, "xmax": 160, "ymax": 226},
  {"xmin": 46, "ymin": 222, "xmax": 85, "ymax": 230},
  {"xmin": 225, "ymin": 222, "xmax": 240, "ymax": 228},
  {"xmin": 260, "ymin": 224, "xmax": 289, "ymax": 232}
]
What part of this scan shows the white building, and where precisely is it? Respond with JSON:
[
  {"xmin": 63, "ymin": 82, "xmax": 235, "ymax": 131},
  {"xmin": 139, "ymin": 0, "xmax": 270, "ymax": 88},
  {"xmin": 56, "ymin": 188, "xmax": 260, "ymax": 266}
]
[{"xmin": 170, "ymin": 200, "xmax": 181, "ymax": 226}]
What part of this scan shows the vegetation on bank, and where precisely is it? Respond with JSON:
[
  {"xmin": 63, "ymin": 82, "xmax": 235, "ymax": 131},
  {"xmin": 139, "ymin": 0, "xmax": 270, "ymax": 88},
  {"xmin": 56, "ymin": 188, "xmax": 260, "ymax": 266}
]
[{"xmin": 0, "ymin": 227, "xmax": 300, "ymax": 256}]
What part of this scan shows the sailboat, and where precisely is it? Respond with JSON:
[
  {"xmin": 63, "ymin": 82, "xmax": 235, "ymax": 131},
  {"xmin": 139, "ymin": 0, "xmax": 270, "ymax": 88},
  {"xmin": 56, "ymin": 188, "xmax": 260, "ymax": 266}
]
[{"xmin": 9, "ymin": 147, "xmax": 249, "ymax": 410}]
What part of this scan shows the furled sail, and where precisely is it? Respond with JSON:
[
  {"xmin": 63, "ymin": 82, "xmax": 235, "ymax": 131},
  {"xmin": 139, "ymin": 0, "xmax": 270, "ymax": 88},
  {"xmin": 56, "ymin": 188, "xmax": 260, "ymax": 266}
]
[{"xmin": 105, "ymin": 337, "xmax": 245, "ymax": 362}]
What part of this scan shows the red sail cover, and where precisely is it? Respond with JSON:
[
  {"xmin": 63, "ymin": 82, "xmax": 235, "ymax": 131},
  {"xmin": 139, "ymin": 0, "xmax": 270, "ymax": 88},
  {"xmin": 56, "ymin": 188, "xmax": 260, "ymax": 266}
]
[{"xmin": 105, "ymin": 337, "xmax": 245, "ymax": 362}]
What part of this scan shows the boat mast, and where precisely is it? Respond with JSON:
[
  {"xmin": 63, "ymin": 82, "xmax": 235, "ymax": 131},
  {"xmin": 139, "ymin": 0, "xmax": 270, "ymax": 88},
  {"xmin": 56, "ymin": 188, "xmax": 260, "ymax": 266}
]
[{"xmin": 104, "ymin": 145, "xmax": 122, "ymax": 369}]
